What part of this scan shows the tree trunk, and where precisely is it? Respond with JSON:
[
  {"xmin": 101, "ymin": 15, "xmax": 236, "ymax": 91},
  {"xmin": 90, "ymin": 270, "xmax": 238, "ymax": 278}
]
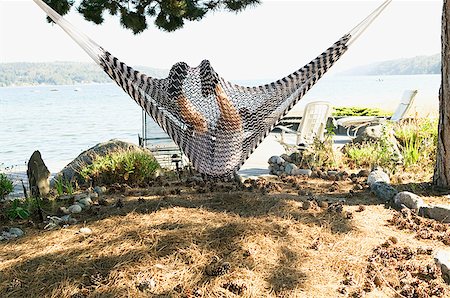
[{"xmin": 434, "ymin": 0, "xmax": 450, "ymax": 187}]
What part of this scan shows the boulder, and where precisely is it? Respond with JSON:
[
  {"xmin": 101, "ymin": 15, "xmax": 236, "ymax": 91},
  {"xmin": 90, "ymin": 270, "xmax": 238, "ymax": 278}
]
[
  {"xmin": 284, "ymin": 163, "xmax": 297, "ymax": 175},
  {"xmin": 394, "ymin": 191, "xmax": 425, "ymax": 210},
  {"xmin": 55, "ymin": 139, "xmax": 145, "ymax": 184},
  {"xmin": 27, "ymin": 150, "xmax": 50, "ymax": 197},
  {"xmin": 420, "ymin": 205, "xmax": 450, "ymax": 223},
  {"xmin": 370, "ymin": 182, "xmax": 398, "ymax": 201},
  {"xmin": 367, "ymin": 169, "xmax": 390, "ymax": 187}
]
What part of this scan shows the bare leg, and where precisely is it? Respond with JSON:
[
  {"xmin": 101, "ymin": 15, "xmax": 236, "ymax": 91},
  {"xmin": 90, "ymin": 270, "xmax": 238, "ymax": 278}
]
[
  {"xmin": 215, "ymin": 84, "xmax": 243, "ymax": 131},
  {"xmin": 177, "ymin": 95, "xmax": 208, "ymax": 133}
]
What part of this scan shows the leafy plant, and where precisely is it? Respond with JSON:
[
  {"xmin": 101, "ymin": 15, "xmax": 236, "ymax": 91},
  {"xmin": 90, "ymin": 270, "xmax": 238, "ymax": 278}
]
[
  {"xmin": 0, "ymin": 173, "xmax": 14, "ymax": 200},
  {"xmin": 394, "ymin": 118, "xmax": 438, "ymax": 172},
  {"xmin": 80, "ymin": 150, "xmax": 160, "ymax": 185},
  {"xmin": 55, "ymin": 176, "xmax": 64, "ymax": 196},
  {"xmin": 343, "ymin": 125, "xmax": 400, "ymax": 171},
  {"xmin": 6, "ymin": 199, "xmax": 30, "ymax": 220}
]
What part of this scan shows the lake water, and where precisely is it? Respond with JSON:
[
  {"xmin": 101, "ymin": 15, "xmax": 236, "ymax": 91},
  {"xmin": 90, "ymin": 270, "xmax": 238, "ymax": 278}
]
[{"xmin": 0, "ymin": 74, "xmax": 440, "ymax": 175}]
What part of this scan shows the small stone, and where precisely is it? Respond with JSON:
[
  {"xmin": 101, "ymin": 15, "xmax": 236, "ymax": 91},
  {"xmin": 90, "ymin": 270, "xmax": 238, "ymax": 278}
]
[
  {"xmin": 356, "ymin": 205, "xmax": 366, "ymax": 212},
  {"xmin": 74, "ymin": 193, "xmax": 88, "ymax": 201},
  {"xmin": 394, "ymin": 191, "xmax": 425, "ymax": 211},
  {"xmin": 284, "ymin": 163, "xmax": 298, "ymax": 175},
  {"xmin": 327, "ymin": 170, "xmax": 338, "ymax": 176},
  {"xmin": 79, "ymin": 227, "xmax": 92, "ymax": 235},
  {"xmin": 61, "ymin": 215, "xmax": 77, "ymax": 224},
  {"xmin": 353, "ymin": 184, "xmax": 363, "ymax": 190},
  {"xmin": 94, "ymin": 186, "xmax": 107, "ymax": 194},
  {"xmin": 292, "ymin": 169, "xmax": 312, "ymax": 177},
  {"xmin": 68, "ymin": 204, "xmax": 82, "ymax": 214},
  {"xmin": 367, "ymin": 169, "xmax": 390, "ymax": 187},
  {"xmin": 78, "ymin": 197, "xmax": 93, "ymax": 207},
  {"xmin": 8, "ymin": 228, "xmax": 24, "ymax": 237},
  {"xmin": 268, "ymin": 155, "xmax": 284, "ymax": 165}
]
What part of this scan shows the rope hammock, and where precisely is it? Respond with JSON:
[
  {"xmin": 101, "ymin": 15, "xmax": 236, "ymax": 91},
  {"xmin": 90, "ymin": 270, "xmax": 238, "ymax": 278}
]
[{"xmin": 33, "ymin": 0, "xmax": 391, "ymax": 178}]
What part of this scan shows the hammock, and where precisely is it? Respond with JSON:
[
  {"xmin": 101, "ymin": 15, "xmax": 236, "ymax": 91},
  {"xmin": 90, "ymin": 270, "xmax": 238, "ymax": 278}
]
[{"xmin": 33, "ymin": 0, "xmax": 391, "ymax": 178}]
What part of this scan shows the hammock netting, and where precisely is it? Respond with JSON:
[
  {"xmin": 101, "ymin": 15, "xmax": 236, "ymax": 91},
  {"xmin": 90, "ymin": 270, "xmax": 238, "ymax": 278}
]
[{"xmin": 33, "ymin": 0, "xmax": 391, "ymax": 178}]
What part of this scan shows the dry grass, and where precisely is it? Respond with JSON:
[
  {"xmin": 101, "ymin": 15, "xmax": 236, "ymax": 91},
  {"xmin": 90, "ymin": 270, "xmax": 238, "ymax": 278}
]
[{"xmin": 1, "ymin": 175, "xmax": 449, "ymax": 297}]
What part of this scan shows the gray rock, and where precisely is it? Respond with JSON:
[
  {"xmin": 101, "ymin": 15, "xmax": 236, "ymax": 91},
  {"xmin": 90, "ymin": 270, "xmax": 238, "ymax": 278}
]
[
  {"xmin": 420, "ymin": 205, "xmax": 450, "ymax": 223},
  {"xmin": 292, "ymin": 169, "xmax": 312, "ymax": 177},
  {"xmin": 268, "ymin": 155, "xmax": 284, "ymax": 165},
  {"xmin": 68, "ymin": 204, "xmax": 82, "ymax": 214},
  {"xmin": 90, "ymin": 191, "xmax": 99, "ymax": 198},
  {"xmin": 74, "ymin": 193, "xmax": 88, "ymax": 201},
  {"xmin": 9, "ymin": 228, "xmax": 24, "ymax": 237},
  {"xmin": 56, "ymin": 140, "xmax": 148, "ymax": 184},
  {"xmin": 435, "ymin": 250, "xmax": 450, "ymax": 284},
  {"xmin": 78, "ymin": 197, "xmax": 93, "ymax": 207},
  {"xmin": 394, "ymin": 191, "xmax": 425, "ymax": 210},
  {"xmin": 27, "ymin": 150, "xmax": 51, "ymax": 197},
  {"xmin": 61, "ymin": 215, "xmax": 77, "ymax": 224},
  {"xmin": 284, "ymin": 163, "xmax": 298, "ymax": 175},
  {"xmin": 94, "ymin": 186, "xmax": 107, "ymax": 194},
  {"xmin": 367, "ymin": 169, "xmax": 390, "ymax": 187},
  {"xmin": 327, "ymin": 170, "xmax": 338, "ymax": 176},
  {"xmin": 371, "ymin": 182, "xmax": 398, "ymax": 201}
]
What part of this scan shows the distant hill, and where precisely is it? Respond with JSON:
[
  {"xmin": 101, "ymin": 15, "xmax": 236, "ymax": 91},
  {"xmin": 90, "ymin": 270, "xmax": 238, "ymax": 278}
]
[
  {"xmin": 0, "ymin": 62, "xmax": 168, "ymax": 87},
  {"xmin": 342, "ymin": 54, "xmax": 440, "ymax": 76}
]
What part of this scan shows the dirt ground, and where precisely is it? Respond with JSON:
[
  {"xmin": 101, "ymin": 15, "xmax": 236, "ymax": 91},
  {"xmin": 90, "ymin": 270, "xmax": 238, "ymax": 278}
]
[{"xmin": 1, "ymin": 172, "xmax": 450, "ymax": 298}]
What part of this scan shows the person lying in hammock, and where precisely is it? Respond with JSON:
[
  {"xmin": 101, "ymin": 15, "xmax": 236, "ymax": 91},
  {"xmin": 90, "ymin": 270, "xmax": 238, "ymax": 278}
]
[{"xmin": 169, "ymin": 61, "xmax": 244, "ymax": 177}]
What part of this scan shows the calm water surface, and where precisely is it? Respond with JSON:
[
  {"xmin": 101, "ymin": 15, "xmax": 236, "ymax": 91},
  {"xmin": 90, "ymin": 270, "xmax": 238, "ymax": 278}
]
[{"xmin": 0, "ymin": 74, "xmax": 440, "ymax": 173}]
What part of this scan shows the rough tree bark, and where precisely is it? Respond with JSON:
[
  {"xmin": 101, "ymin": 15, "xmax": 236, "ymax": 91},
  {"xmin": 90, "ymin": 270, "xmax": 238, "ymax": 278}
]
[{"xmin": 434, "ymin": 0, "xmax": 450, "ymax": 187}]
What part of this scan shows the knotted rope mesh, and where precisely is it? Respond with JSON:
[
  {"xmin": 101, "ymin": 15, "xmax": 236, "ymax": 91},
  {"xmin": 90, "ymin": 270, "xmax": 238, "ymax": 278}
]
[{"xmin": 33, "ymin": 0, "xmax": 391, "ymax": 178}]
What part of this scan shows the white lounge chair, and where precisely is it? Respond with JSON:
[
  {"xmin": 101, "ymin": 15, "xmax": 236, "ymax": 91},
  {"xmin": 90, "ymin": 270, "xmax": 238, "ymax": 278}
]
[
  {"xmin": 335, "ymin": 90, "xmax": 418, "ymax": 138},
  {"xmin": 276, "ymin": 101, "xmax": 333, "ymax": 150}
]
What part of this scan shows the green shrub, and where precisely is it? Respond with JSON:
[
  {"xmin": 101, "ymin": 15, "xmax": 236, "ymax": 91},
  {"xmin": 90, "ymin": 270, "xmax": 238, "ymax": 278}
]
[
  {"xmin": 333, "ymin": 107, "xmax": 390, "ymax": 117},
  {"xmin": 6, "ymin": 199, "xmax": 30, "ymax": 220},
  {"xmin": 80, "ymin": 150, "xmax": 160, "ymax": 185},
  {"xmin": 394, "ymin": 118, "xmax": 438, "ymax": 171},
  {"xmin": 0, "ymin": 173, "xmax": 14, "ymax": 200},
  {"xmin": 343, "ymin": 125, "xmax": 399, "ymax": 171}
]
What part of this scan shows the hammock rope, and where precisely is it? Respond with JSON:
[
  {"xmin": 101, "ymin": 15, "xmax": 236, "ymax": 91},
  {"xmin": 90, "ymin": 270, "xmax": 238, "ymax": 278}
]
[{"xmin": 33, "ymin": 0, "xmax": 391, "ymax": 178}]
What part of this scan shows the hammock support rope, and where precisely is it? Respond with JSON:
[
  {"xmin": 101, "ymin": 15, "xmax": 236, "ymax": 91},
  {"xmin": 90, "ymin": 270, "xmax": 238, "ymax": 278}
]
[{"xmin": 33, "ymin": 0, "xmax": 391, "ymax": 178}]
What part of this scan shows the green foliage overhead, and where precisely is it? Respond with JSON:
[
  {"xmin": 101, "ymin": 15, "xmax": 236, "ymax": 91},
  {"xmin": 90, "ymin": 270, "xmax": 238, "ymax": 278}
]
[{"xmin": 43, "ymin": 0, "xmax": 260, "ymax": 33}]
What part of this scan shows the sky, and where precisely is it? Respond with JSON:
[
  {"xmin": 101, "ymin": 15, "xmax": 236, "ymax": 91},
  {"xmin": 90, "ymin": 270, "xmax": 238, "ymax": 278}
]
[{"xmin": 0, "ymin": 0, "xmax": 442, "ymax": 80}]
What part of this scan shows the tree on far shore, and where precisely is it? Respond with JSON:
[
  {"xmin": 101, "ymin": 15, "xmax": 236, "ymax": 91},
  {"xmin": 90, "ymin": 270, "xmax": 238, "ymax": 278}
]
[{"xmin": 42, "ymin": 0, "xmax": 260, "ymax": 33}]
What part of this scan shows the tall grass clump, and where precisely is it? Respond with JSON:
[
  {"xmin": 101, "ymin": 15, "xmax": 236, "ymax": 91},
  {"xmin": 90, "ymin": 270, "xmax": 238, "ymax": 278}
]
[
  {"xmin": 0, "ymin": 173, "xmax": 14, "ymax": 200},
  {"xmin": 394, "ymin": 118, "xmax": 438, "ymax": 172},
  {"xmin": 343, "ymin": 125, "xmax": 400, "ymax": 171},
  {"xmin": 80, "ymin": 150, "xmax": 160, "ymax": 186}
]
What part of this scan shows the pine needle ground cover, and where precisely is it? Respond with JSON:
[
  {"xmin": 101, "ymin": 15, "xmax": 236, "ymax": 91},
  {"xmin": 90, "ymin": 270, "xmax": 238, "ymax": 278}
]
[{"xmin": 1, "ymin": 175, "xmax": 449, "ymax": 297}]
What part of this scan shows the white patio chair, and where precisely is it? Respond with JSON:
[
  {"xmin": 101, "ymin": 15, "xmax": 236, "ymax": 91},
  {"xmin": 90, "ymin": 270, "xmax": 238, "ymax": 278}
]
[
  {"xmin": 276, "ymin": 101, "xmax": 333, "ymax": 150},
  {"xmin": 335, "ymin": 90, "xmax": 418, "ymax": 138}
]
